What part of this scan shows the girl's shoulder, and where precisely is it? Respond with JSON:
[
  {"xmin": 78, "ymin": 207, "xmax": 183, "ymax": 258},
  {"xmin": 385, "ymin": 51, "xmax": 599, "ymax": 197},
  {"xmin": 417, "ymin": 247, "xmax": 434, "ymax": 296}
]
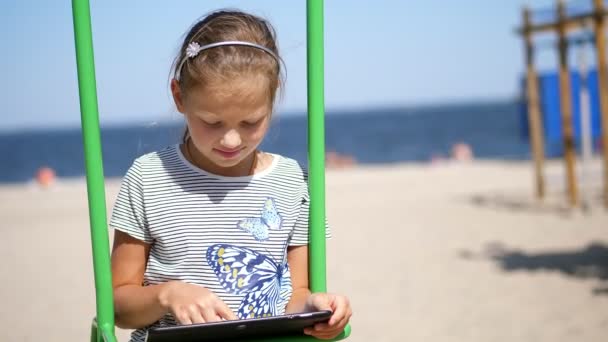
[
  {"xmin": 265, "ymin": 153, "xmax": 309, "ymax": 182},
  {"xmin": 123, "ymin": 145, "xmax": 184, "ymax": 181},
  {"xmin": 132, "ymin": 145, "xmax": 178, "ymax": 166}
]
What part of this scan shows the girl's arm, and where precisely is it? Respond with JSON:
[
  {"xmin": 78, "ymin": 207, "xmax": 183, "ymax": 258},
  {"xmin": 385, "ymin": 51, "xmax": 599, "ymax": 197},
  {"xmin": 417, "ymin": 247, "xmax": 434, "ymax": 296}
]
[
  {"xmin": 111, "ymin": 230, "xmax": 169, "ymax": 328},
  {"xmin": 112, "ymin": 231, "xmax": 237, "ymax": 329},
  {"xmin": 285, "ymin": 244, "xmax": 352, "ymax": 340},
  {"xmin": 285, "ymin": 245, "xmax": 312, "ymax": 313}
]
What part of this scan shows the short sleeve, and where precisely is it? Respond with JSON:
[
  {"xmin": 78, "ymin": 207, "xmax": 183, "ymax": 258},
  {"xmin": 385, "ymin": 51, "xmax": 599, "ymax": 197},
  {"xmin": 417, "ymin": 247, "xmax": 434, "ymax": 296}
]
[
  {"xmin": 289, "ymin": 188, "xmax": 332, "ymax": 247},
  {"xmin": 109, "ymin": 159, "xmax": 152, "ymax": 244}
]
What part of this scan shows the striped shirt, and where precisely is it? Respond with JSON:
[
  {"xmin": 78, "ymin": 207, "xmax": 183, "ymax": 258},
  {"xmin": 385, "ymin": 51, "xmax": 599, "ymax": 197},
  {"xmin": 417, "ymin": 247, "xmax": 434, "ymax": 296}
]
[{"xmin": 109, "ymin": 145, "xmax": 329, "ymax": 342}]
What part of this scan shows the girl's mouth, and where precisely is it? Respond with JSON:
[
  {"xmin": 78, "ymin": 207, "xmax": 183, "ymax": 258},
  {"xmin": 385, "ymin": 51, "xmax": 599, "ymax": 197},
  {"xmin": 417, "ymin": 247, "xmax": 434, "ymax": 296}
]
[{"xmin": 214, "ymin": 148, "xmax": 242, "ymax": 159}]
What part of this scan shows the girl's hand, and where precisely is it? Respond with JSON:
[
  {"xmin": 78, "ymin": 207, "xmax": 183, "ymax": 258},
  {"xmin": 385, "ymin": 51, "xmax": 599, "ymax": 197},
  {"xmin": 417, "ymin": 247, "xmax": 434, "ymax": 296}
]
[
  {"xmin": 303, "ymin": 293, "xmax": 352, "ymax": 340},
  {"xmin": 159, "ymin": 281, "xmax": 238, "ymax": 325}
]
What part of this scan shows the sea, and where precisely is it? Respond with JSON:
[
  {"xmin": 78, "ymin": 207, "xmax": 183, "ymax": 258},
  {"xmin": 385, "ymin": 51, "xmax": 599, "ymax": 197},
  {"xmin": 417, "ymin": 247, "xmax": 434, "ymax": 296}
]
[{"xmin": 0, "ymin": 100, "xmax": 568, "ymax": 184}]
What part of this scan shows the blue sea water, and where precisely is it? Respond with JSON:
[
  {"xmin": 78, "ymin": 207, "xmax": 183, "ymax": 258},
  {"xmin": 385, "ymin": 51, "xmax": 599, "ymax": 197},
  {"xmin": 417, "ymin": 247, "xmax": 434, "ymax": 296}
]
[{"xmin": 0, "ymin": 100, "xmax": 536, "ymax": 184}]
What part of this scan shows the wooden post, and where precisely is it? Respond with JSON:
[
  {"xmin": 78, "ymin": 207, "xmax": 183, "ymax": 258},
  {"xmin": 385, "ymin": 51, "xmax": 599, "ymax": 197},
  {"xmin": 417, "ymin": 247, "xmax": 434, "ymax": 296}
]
[
  {"xmin": 523, "ymin": 7, "xmax": 546, "ymax": 199},
  {"xmin": 593, "ymin": 0, "xmax": 608, "ymax": 208},
  {"xmin": 557, "ymin": 0, "xmax": 579, "ymax": 206}
]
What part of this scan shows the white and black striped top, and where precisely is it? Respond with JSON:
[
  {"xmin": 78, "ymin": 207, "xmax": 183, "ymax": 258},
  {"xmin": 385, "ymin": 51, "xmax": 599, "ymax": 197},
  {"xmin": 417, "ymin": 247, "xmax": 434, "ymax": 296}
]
[{"xmin": 109, "ymin": 145, "xmax": 330, "ymax": 342}]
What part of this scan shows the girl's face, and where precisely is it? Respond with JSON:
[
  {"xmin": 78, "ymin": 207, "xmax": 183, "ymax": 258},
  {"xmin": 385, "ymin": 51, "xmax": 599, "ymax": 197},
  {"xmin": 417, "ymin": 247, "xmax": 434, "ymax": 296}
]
[{"xmin": 171, "ymin": 78, "xmax": 272, "ymax": 173}]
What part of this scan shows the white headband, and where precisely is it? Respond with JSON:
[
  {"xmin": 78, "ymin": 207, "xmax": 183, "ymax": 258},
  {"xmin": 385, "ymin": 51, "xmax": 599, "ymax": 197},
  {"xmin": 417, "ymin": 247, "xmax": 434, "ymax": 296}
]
[{"xmin": 174, "ymin": 40, "xmax": 280, "ymax": 81}]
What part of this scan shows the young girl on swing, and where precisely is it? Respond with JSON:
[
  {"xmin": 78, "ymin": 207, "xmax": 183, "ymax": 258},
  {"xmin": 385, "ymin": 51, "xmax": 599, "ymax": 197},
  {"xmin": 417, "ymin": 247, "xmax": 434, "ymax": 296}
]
[{"xmin": 109, "ymin": 9, "xmax": 351, "ymax": 342}]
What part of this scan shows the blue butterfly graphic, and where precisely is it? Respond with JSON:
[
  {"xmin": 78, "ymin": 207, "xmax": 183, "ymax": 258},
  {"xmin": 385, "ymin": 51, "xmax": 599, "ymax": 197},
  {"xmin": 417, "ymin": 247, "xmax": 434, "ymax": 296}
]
[
  {"xmin": 237, "ymin": 198, "xmax": 283, "ymax": 241},
  {"xmin": 206, "ymin": 244, "xmax": 291, "ymax": 319}
]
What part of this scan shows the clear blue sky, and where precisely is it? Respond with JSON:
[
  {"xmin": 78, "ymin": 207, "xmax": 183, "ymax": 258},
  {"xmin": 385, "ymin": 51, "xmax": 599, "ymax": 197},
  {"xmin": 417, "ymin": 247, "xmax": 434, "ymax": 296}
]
[{"xmin": 1, "ymin": 0, "xmax": 565, "ymax": 131}]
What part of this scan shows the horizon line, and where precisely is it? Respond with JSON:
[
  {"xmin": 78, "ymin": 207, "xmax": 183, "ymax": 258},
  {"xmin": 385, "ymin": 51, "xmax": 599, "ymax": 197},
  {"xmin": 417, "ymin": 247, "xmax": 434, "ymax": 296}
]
[{"xmin": 0, "ymin": 96, "xmax": 518, "ymax": 135}]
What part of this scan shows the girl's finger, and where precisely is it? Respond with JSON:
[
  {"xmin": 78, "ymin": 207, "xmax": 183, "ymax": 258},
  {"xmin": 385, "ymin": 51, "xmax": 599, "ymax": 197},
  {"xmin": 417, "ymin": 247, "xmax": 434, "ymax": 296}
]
[
  {"xmin": 328, "ymin": 298, "xmax": 348, "ymax": 325},
  {"xmin": 332, "ymin": 314, "xmax": 350, "ymax": 331},
  {"xmin": 190, "ymin": 311, "xmax": 206, "ymax": 324},
  {"xmin": 187, "ymin": 306, "xmax": 206, "ymax": 324},
  {"xmin": 201, "ymin": 307, "xmax": 221, "ymax": 323},
  {"xmin": 315, "ymin": 320, "xmax": 346, "ymax": 333},
  {"xmin": 312, "ymin": 294, "xmax": 332, "ymax": 311},
  {"xmin": 309, "ymin": 316, "xmax": 350, "ymax": 339},
  {"xmin": 333, "ymin": 306, "xmax": 352, "ymax": 327},
  {"xmin": 310, "ymin": 329, "xmax": 342, "ymax": 340},
  {"xmin": 313, "ymin": 323, "xmax": 329, "ymax": 331},
  {"xmin": 175, "ymin": 312, "xmax": 193, "ymax": 325},
  {"xmin": 309, "ymin": 325, "xmax": 340, "ymax": 338},
  {"xmin": 216, "ymin": 301, "xmax": 238, "ymax": 321}
]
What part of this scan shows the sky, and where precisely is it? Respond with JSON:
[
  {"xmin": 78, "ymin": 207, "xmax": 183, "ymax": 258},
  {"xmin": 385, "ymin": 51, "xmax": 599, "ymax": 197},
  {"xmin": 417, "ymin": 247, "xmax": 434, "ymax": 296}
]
[{"xmin": 0, "ymin": 0, "xmax": 593, "ymax": 131}]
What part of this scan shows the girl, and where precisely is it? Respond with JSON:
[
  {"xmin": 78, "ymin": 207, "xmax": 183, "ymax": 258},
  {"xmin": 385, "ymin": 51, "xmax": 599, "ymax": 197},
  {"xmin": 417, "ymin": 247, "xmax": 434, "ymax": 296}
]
[{"xmin": 109, "ymin": 9, "xmax": 352, "ymax": 342}]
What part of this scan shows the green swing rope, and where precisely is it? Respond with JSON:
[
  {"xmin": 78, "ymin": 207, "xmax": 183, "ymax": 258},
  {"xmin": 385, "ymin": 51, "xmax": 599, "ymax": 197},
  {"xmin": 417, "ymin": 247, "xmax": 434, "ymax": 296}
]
[{"xmin": 71, "ymin": 0, "xmax": 349, "ymax": 341}]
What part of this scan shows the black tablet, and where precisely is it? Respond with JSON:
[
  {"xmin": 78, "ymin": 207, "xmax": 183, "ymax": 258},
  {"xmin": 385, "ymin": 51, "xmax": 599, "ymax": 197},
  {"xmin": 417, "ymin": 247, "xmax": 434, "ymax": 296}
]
[{"xmin": 145, "ymin": 310, "xmax": 332, "ymax": 342}]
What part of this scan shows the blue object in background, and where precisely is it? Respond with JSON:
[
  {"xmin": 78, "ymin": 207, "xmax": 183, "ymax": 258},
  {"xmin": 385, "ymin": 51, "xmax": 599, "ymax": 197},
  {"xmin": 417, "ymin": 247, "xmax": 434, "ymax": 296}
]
[{"xmin": 519, "ymin": 69, "xmax": 603, "ymax": 157}]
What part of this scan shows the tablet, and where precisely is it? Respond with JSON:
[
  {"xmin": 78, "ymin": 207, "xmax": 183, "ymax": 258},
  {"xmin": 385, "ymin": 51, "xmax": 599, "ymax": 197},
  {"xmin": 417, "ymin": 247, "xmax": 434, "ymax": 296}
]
[{"xmin": 145, "ymin": 310, "xmax": 332, "ymax": 342}]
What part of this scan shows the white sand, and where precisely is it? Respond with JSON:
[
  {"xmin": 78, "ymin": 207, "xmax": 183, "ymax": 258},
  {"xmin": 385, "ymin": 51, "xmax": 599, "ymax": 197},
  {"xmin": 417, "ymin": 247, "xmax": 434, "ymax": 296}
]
[{"xmin": 1, "ymin": 159, "xmax": 607, "ymax": 342}]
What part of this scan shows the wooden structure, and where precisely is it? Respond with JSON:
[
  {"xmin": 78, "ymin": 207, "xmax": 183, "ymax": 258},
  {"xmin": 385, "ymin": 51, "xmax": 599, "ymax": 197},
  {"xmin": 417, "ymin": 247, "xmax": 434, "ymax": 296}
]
[{"xmin": 518, "ymin": 0, "xmax": 608, "ymax": 208}]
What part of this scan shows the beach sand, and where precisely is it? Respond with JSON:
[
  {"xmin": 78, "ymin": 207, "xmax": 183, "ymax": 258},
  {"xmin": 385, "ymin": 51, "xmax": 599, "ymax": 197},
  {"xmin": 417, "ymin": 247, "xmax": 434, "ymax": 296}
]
[{"xmin": 1, "ymin": 159, "xmax": 607, "ymax": 342}]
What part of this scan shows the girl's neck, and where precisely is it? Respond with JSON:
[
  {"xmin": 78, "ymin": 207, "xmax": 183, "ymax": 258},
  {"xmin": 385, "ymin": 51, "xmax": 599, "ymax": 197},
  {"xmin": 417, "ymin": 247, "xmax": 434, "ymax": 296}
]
[{"xmin": 182, "ymin": 139, "xmax": 258, "ymax": 177}]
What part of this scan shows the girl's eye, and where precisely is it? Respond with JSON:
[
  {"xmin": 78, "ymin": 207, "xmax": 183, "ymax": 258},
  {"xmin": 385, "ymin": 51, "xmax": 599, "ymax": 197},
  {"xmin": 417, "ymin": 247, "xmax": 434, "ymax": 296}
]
[
  {"xmin": 202, "ymin": 120, "xmax": 222, "ymax": 128},
  {"xmin": 242, "ymin": 119, "xmax": 263, "ymax": 128}
]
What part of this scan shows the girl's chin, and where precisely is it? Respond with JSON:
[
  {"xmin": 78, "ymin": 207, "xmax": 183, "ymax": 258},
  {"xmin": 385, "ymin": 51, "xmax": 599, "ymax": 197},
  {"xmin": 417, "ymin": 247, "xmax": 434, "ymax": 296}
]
[{"xmin": 210, "ymin": 153, "xmax": 247, "ymax": 168}]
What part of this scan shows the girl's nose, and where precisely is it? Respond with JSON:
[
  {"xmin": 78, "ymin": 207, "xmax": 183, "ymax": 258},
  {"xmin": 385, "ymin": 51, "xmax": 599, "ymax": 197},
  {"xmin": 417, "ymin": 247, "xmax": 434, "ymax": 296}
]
[{"xmin": 220, "ymin": 129, "xmax": 242, "ymax": 149}]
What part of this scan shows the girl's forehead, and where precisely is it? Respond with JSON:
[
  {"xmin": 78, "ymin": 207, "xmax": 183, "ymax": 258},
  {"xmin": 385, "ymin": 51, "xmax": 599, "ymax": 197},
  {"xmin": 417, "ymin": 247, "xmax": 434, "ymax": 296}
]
[{"xmin": 186, "ymin": 84, "xmax": 271, "ymax": 118}]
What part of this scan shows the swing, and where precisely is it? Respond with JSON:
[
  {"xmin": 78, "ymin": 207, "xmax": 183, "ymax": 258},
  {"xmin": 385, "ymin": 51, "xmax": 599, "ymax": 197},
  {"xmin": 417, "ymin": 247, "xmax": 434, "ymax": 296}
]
[{"xmin": 71, "ymin": 0, "xmax": 351, "ymax": 341}]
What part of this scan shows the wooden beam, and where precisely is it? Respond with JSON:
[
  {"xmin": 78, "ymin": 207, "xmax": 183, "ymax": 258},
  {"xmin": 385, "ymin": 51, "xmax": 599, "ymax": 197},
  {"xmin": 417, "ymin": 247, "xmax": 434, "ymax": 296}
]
[
  {"xmin": 557, "ymin": 0, "xmax": 579, "ymax": 206},
  {"xmin": 594, "ymin": 0, "xmax": 608, "ymax": 208},
  {"xmin": 523, "ymin": 7, "xmax": 546, "ymax": 200},
  {"xmin": 517, "ymin": 10, "xmax": 608, "ymax": 34}
]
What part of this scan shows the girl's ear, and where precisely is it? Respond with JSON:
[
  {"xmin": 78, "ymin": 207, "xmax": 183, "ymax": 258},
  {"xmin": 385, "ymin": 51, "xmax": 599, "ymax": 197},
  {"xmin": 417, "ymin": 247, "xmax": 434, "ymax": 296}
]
[{"xmin": 171, "ymin": 79, "xmax": 186, "ymax": 114}]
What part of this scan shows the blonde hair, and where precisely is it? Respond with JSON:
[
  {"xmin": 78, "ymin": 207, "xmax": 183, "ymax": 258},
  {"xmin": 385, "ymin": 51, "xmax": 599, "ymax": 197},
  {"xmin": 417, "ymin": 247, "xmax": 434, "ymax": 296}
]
[{"xmin": 170, "ymin": 10, "xmax": 284, "ymax": 143}]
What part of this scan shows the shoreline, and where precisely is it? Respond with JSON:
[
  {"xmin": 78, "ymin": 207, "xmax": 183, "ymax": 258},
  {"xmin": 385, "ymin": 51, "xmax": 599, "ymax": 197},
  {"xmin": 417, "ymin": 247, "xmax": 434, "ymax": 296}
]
[{"xmin": 3, "ymin": 156, "xmax": 605, "ymax": 184}]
